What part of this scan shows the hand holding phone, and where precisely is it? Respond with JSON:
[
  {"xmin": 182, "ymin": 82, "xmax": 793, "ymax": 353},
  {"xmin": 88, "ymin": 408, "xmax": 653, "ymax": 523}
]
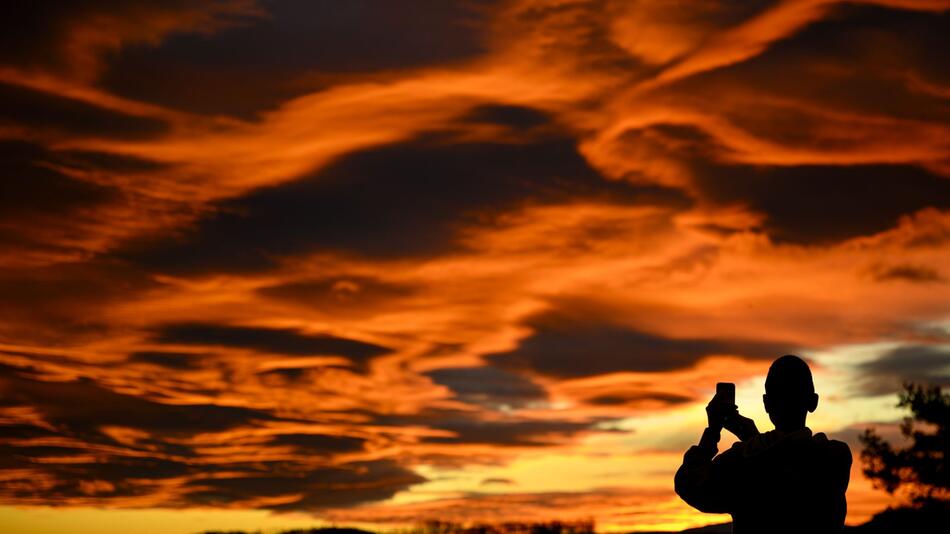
[
  {"xmin": 716, "ymin": 382, "xmax": 735, "ymax": 406},
  {"xmin": 706, "ymin": 382, "xmax": 735, "ymax": 430},
  {"xmin": 714, "ymin": 382, "xmax": 760, "ymax": 440}
]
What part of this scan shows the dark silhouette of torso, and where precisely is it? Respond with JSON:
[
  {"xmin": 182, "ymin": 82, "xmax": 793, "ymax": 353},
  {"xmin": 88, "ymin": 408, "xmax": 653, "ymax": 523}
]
[
  {"xmin": 676, "ymin": 428, "xmax": 852, "ymax": 533},
  {"xmin": 675, "ymin": 356, "xmax": 853, "ymax": 533}
]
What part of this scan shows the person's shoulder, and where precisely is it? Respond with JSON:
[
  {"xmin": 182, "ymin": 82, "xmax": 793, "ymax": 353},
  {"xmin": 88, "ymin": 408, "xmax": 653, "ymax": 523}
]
[
  {"xmin": 813, "ymin": 432, "xmax": 852, "ymax": 465},
  {"xmin": 831, "ymin": 438, "xmax": 853, "ymax": 465},
  {"xmin": 711, "ymin": 436, "xmax": 754, "ymax": 462},
  {"xmin": 723, "ymin": 429, "xmax": 778, "ymax": 458}
]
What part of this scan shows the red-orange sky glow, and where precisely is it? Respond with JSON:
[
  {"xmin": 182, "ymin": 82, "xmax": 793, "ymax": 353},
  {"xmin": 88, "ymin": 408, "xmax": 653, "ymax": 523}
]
[{"xmin": 1, "ymin": 2, "xmax": 949, "ymax": 533}]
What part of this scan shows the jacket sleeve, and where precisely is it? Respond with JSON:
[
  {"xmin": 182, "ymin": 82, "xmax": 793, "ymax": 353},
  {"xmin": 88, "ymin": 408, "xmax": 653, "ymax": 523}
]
[
  {"xmin": 830, "ymin": 441, "xmax": 852, "ymax": 529},
  {"xmin": 674, "ymin": 427, "xmax": 739, "ymax": 514}
]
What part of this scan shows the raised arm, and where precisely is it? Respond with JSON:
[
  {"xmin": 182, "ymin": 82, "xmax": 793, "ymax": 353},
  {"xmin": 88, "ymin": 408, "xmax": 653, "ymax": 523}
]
[{"xmin": 674, "ymin": 398, "xmax": 733, "ymax": 513}]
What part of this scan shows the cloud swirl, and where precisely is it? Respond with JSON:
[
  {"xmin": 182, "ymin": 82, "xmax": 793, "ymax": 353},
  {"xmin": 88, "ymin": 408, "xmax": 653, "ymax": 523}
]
[{"xmin": 0, "ymin": 1, "xmax": 948, "ymax": 531}]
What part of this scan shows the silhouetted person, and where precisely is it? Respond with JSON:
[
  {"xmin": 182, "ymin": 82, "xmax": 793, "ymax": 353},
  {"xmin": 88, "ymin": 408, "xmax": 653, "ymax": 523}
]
[{"xmin": 675, "ymin": 355, "xmax": 852, "ymax": 533}]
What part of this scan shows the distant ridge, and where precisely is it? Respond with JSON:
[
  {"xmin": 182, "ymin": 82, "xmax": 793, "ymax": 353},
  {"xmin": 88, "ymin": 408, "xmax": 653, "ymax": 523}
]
[
  {"xmin": 632, "ymin": 523, "xmax": 731, "ymax": 534},
  {"xmin": 629, "ymin": 504, "xmax": 950, "ymax": 533},
  {"xmin": 198, "ymin": 506, "xmax": 950, "ymax": 534}
]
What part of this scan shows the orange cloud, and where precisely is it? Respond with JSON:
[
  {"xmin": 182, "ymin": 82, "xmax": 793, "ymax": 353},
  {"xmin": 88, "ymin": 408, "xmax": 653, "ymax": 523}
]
[{"xmin": 0, "ymin": 1, "xmax": 947, "ymax": 531}]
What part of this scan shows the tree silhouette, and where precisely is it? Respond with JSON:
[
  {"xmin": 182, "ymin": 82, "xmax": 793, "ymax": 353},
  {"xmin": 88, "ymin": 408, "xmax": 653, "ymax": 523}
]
[{"xmin": 859, "ymin": 383, "xmax": 949, "ymax": 507}]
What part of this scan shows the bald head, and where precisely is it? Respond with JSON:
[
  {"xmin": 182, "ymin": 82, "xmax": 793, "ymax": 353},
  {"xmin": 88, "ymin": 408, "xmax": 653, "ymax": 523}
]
[
  {"xmin": 763, "ymin": 355, "xmax": 819, "ymax": 431},
  {"xmin": 766, "ymin": 355, "xmax": 815, "ymax": 400}
]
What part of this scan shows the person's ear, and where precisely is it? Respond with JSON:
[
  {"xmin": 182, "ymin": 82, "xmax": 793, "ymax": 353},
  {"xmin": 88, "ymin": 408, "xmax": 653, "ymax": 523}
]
[
  {"xmin": 806, "ymin": 393, "xmax": 818, "ymax": 413},
  {"xmin": 763, "ymin": 393, "xmax": 771, "ymax": 413}
]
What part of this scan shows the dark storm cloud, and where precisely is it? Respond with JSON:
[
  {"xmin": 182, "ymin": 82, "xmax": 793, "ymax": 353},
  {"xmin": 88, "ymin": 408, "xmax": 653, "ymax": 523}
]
[
  {"xmin": 368, "ymin": 404, "xmax": 604, "ymax": 448},
  {"xmin": 0, "ymin": 404, "xmax": 206, "ymax": 498},
  {"xmin": 640, "ymin": 5, "xmax": 950, "ymax": 245},
  {"xmin": 0, "ymin": 365, "xmax": 425, "ymax": 507},
  {"xmin": 120, "ymin": 130, "xmax": 691, "ymax": 274},
  {"xmin": 0, "ymin": 139, "xmax": 167, "ymax": 276},
  {"xmin": 0, "ymin": 259, "xmax": 160, "ymax": 344},
  {"xmin": 49, "ymin": 457, "xmax": 191, "ymax": 483},
  {"xmin": 487, "ymin": 308, "xmax": 792, "ymax": 378},
  {"xmin": 269, "ymin": 433, "xmax": 366, "ymax": 455},
  {"xmin": 0, "ymin": 453, "xmax": 193, "ymax": 501},
  {"xmin": 0, "ymin": 444, "xmax": 89, "ymax": 460},
  {"xmin": 695, "ymin": 162, "xmax": 950, "ymax": 245},
  {"xmin": 0, "ymin": 365, "xmax": 278, "ymax": 439},
  {"xmin": 462, "ymin": 104, "xmax": 552, "ymax": 130},
  {"xmin": 858, "ymin": 345, "xmax": 950, "ymax": 395},
  {"xmin": 0, "ymin": 82, "xmax": 167, "ymax": 139},
  {"xmin": 0, "ymin": 141, "xmax": 118, "ymax": 218},
  {"xmin": 256, "ymin": 367, "xmax": 309, "ymax": 383},
  {"xmin": 586, "ymin": 392, "xmax": 692, "ymax": 407},
  {"xmin": 510, "ymin": 0, "xmax": 649, "ymax": 76},
  {"xmin": 152, "ymin": 323, "xmax": 390, "ymax": 362},
  {"xmin": 0, "ymin": 427, "xmax": 412, "ymax": 507},
  {"xmin": 128, "ymin": 351, "xmax": 207, "ymax": 370},
  {"xmin": 0, "ymin": 423, "xmax": 57, "ymax": 441},
  {"xmin": 869, "ymin": 264, "xmax": 945, "ymax": 284},
  {"xmin": 53, "ymin": 149, "xmax": 169, "ymax": 173},
  {"xmin": 425, "ymin": 418, "xmax": 595, "ymax": 447},
  {"xmin": 0, "ymin": 365, "xmax": 280, "ymax": 499},
  {"xmin": 258, "ymin": 275, "xmax": 415, "ymax": 316},
  {"xmin": 426, "ymin": 366, "xmax": 548, "ymax": 409},
  {"xmin": 676, "ymin": 4, "xmax": 950, "ymax": 123},
  {"xmin": 622, "ymin": 123, "xmax": 950, "ymax": 245},
  {"xmin": 184, "ymin": 460, "xmax": 425, "ymax": 510},
  {"xmin": 100, "ymin": 0, "xmax": 498, "ymax": 118},
  {"xmin": 0, "ymin": 1, "xmax": 257, "ymax": 76}
]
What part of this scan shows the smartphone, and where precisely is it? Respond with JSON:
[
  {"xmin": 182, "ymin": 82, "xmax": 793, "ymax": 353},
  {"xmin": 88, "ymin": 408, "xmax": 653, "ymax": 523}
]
[{"xmin": 716, "ymin": 382, "xmax": 736, "ymax": 406}]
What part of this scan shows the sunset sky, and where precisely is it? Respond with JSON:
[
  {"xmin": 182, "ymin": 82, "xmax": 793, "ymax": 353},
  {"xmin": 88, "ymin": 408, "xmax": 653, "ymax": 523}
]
[{"xmin": 1, "ymin": 1, "xmax": 949, "ymax": 533}]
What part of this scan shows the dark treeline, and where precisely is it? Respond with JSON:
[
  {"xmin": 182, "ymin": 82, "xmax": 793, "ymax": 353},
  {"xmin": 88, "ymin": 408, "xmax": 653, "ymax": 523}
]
[
  {"xmin": 200, "ymin": 521, "xmax": 596, "ymax": 534},
  {"xmin": 413, "ymin": 520, "xmax": 596, "ymax": 534},
  {"xmin": 197, "ymin": 509, "xmax": 950, "ymax": 534}
]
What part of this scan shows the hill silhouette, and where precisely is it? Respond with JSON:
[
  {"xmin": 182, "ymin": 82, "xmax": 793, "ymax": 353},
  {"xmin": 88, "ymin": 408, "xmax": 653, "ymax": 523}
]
[
  {"xmin": 201, "ymin": 528, "xmax": 376, "ymax": 534},
  {"xmin": 195, "ymin": 506, "xmax": 950, "ymax": 534}
]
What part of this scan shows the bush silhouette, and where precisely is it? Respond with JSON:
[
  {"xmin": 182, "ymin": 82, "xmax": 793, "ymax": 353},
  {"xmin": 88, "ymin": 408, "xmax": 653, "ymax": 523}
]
[{"xmin": 859, "ymin": 382, "xmax": 949, "ymax": 507}]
